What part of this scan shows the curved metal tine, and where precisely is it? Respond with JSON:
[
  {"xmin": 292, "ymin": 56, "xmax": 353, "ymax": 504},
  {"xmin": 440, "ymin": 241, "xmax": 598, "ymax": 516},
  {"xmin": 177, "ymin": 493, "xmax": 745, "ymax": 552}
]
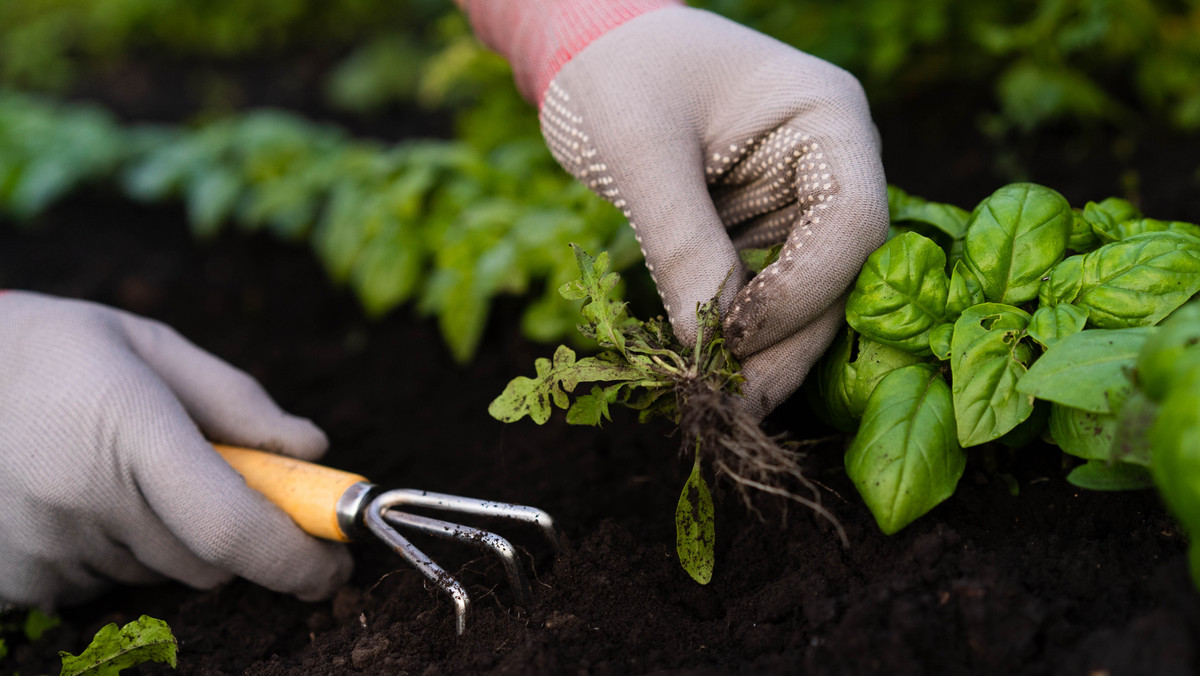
[
  {"xmin": 364, "ymin": 496, "xmax": 470, "ymax": 635},
  {"xmin": 381, "ymin": 489, "xmax": 562, "ymax": 551},
  {"xmin": 382, "ymin": 510, "xmax": 531, "ymax": 609}
]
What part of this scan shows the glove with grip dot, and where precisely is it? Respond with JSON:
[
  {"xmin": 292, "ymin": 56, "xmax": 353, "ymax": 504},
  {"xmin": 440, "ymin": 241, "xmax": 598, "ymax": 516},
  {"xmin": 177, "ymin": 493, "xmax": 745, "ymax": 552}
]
[
  {"xmin": 464, "ymin": 3, "xmax": 889, "ymax": 420},
  {"xmin": 0, "ymin": 291, "xmax": 351, "ymax": 609}
]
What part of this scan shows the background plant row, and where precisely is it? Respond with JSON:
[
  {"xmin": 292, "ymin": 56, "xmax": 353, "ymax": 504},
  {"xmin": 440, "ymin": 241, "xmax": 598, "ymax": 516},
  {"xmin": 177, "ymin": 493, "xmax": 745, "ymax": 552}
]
[
  {"xmin": 3, "ymin": 0, "xmax": 1199, "ymax": 361},
  {"xmin": 0, "ymin": 89, "xmax": 641, "ymax": 362},
  {"xmin": 3, "ymin": 0, "xmax": 1199, "ymax": 133}
]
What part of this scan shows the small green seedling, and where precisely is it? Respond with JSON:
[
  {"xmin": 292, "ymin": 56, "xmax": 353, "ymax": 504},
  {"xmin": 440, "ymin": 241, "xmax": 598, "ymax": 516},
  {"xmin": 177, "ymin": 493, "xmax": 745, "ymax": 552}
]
[
  {"xmin": 491, "ymin": 244, "xmax": 843, "ymax": 583},
  {"xmin": 0, "ymin": 607, "xmax": 61, "ymax": 663}
]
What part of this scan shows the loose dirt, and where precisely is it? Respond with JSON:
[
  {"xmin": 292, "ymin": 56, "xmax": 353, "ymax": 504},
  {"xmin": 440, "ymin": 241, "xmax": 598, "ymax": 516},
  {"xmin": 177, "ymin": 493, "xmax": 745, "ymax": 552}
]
[{"xmin": 2, "ymin": 190, "xmax": 1198, "ymax": 675}]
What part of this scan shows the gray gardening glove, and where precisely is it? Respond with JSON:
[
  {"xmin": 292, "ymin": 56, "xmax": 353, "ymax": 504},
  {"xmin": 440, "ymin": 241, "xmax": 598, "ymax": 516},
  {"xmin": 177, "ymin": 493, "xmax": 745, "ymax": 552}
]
[
  {"xmin": 538, "ymin": 8, "xmax": 889, "ymax": 419},
  {"xmin": 0, "ymin": 291, "xmax": 351, "ymax": 609}
]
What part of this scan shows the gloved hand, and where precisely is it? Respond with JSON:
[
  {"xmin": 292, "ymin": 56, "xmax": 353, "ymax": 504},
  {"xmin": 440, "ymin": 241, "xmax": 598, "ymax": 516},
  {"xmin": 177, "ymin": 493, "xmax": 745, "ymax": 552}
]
[
  {"xmin": 464, "ymin": 3, "xmax": 889, "ymax": 420},
  {"xmin": 0, "ymin": 291, "xmax": 351, "ymax": 609}
]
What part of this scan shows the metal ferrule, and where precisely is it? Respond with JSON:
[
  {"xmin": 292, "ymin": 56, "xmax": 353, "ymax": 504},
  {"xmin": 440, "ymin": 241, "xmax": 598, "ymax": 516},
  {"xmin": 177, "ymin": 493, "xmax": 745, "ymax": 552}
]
[{"xmin": 335, "ymin": 481, "xmax": 382, "ymax": 540}]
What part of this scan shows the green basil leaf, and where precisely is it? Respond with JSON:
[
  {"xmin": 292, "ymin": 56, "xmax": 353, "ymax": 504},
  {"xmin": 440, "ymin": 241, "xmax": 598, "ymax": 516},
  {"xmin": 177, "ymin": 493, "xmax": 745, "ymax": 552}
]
[
  {"xmin": 930, "ymin": 323, "xmax": 954, "ymax": 361},
  {"xmin": 1017, "ymin": 327, "xmax": 1151, "ymax": 413},
  {"xmin": 846, "ymin": 231, "xmax": 949, "ymax": 354},
  {"xmin": 812, "ymin": 328, "xmax": 926, "ymax": 430},
  {"xmin": 1049, "ymin": 403, "xmax": 1118, "ymax": 461},
  {"xmin": 1136, "ymin": 301, "xmax": 1200, "ymax": 401},
  {"xmin": 1109, "ymin": 389, "xmax": 1157, "ymax": 467},
  {"xmin": 950, "ymin": 303, "xmax": 1035, "ymax": 446},
  {"xmin": 1027, "ymin": 303, "xmax": 1089, "ymax": 349},
  {"xmin": 1084, "ymin": 197, "xmax": 1143, "ymax": 224},
  {"xmin": 1068, "ymin": 209, "xmax": 1100, "ymax": 253},
  {"xmin": 1075, "ymin": 233, "xmax": 1200, "ymax": 328},
  {"xmin": 846, "ymin": 336, "xmax": 928, "ymax": 419},
  {"xmin": 1038, "ymin": 254, "xmax": 1084, "ymax": 307},
  {"xmin": 1067, "ymin": 461, "xmax": 1154, "ymax": 491},
  {"xmin": 946, "ymin": 237, "xmax": 965, "ymax": 268},
  {"xmin": 1082, "ymin": 197, "xmax": 1143, "ymax": 244},
  {"xmin": 811, "ymin": 327, "xmax": 858, "ymax": 432},
  {"xmin": 1107, "ymin": 218, "xmax": 1200, "ymax": 243},
  {"xmin": 845, "ymin": 364, "xmax": 964, "ymax": 535},
  {"xmin": 945, "ymin": 261, "xmax": 984, "ymax": 318},
  {"xmin": 963, "ymin": 183, "xmax": 1073, "ymax": 304},
  {"xmin": 676, "ymin": 451, "xmax": 715, "ymax": 584},
  {"xmin": 887, "ymin": 185, "xmax": 970, "ymax": 240},
  {"xmin": 1149, "ymin": 383, "xmax": 1200, "ymax": 585}
]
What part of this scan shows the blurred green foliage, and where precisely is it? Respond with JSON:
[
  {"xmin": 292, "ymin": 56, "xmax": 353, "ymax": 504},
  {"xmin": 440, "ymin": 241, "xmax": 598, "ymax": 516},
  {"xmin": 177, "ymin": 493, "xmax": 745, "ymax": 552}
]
[
  {"xmin": 1, "ymin": 0, "xmax": 1198, "ymax": 360},
  {"xmin": 2, "ymin": 0, "xmax": 1198, "ymax": 131},
  {"xmin": 0, "ymin": 90, "xmax": 637, "ymax": 361},
  {"xmin": 0, "ymin": 0, "xmax": 445, "ymax": 92},
  {"xmin": 699, "ymin": 0, "xmax": 1200, "ymax": 132}
]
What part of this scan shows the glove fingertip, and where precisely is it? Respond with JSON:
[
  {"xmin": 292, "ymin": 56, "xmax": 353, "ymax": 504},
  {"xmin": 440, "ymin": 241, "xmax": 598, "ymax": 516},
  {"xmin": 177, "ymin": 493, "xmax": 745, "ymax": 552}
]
[
  {"xmin": 292, "ymin": 543, "xmax": 354, "ymax": 601},
  {"xmin": 256, "ymin": 415, "xmax": 329, "ymax": 461},
  {"xmin": 188, "ymin": 569, "xmax": 236, "ymax": 591}
]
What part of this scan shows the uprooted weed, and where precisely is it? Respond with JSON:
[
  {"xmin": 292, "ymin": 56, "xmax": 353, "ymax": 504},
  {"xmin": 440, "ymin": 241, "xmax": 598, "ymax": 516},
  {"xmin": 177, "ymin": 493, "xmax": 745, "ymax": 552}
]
[
  {"xmin": 674, "ymin": 353, "xmax": 847, "ymax": 546},
  {"xmin": 488, "ymin": 244, "xmax": 847, "ymax": 577}
]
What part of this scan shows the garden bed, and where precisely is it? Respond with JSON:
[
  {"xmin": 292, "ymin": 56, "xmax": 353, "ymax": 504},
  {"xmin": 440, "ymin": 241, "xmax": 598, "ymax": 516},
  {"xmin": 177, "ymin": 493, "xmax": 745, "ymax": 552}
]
[
  {"xmin": 2, "ymin": 181, "xmax": 1198, "ymax": 674},
  {"xmin": 3, "ymin": 67, "xmax": 1200, "ymax": 671}
]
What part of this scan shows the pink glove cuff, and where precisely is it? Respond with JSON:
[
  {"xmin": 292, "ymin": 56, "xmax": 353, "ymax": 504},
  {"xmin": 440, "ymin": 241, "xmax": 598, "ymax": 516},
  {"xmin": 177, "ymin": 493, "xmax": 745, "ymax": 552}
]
[{"xmin": 461, "ymin": 0, "xmax": 683, "ymax": 106}]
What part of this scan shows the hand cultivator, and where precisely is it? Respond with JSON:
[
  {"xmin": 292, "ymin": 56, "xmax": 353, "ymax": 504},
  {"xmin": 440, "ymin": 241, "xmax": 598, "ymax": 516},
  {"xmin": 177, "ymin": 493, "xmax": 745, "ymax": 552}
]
[{"xmin": 215, "ymin": 445, "xmax": 559, "ymax": 635}]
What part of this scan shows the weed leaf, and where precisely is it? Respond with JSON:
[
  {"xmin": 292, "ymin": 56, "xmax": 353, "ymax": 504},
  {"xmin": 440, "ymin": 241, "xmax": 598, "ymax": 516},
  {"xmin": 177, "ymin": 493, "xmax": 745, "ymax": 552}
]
[
  {"xmin": 59, "ymin": 615, "xmax": 176, "ymax": 676},
  {"xmin": 488, "ymin": 346, "xmax": 645, "ymax": 424},
  {"xmin": 559, "ymin": 244, "xmax": 626, "ymax": 354},
  {"xmin": 676, "ymin": 450, "xmax": 715, "ymax": 584}
]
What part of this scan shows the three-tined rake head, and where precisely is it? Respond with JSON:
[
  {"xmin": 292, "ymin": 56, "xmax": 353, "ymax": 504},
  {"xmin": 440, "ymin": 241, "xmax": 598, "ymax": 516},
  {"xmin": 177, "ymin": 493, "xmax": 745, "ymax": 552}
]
[
  {"xmin": 212, "ymin": 445, "xmax": 559, "ymax": 636},
  {"xmin": 346, "ymin": 487, "xmax": 560, "ymax": 635}
]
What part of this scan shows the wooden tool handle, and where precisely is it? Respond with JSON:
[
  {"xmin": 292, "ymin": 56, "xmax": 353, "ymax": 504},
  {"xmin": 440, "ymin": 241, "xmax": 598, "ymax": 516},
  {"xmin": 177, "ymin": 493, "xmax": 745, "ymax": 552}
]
[{"xmin": 215, "ymin": 445, "xmax": 370, "ymax": 543}]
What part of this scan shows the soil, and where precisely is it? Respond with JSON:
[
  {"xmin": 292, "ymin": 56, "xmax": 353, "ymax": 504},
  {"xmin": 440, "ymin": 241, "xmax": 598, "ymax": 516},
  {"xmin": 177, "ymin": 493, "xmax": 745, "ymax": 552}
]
[{"xmin": 3, "ymin": 86, "xmax": 1200, "ymax": 674}]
